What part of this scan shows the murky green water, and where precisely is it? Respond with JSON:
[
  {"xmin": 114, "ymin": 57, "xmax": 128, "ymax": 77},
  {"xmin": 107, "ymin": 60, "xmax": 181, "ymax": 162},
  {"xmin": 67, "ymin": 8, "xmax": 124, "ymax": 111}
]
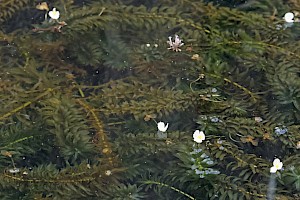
[{"xmin": 0, "ymin": 0, "xmax": 299, "ymax": 199}]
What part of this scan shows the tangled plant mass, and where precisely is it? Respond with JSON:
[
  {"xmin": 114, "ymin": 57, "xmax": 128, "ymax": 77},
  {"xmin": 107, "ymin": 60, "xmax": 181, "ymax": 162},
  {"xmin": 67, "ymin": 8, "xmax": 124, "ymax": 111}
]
[{"xmin": 0, "ymin": 0, "xmax": 299, "ymax": 199}]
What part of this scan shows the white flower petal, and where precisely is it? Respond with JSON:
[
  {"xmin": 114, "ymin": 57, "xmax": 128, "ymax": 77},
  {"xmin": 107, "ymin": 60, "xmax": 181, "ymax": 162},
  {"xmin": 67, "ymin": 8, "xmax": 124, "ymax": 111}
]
[
  {"xmin": 273, "ymin": 158, "xmax": 283, "ymax": 169},
  {"xmin": 273, "ymin": 158, "xmax": 280, "ymax": 165},
  {"xmin": 274, "ymin": 162, "xmax": 283, "ymax": 170},
  {"xmin": 270, "ymin": 166, "xmax": 277, "ymax": 173},
  {"xmin": 275, "ymin": 162, "xmax": 283, "ymax": 170},
  {"xmin": 49, "ymin": 8, "xmax": 60, "ymax": 20},
  {"xmin": 284, "ymin": 12, "xmax": 294, "ymax": 23},
  {"xmin": 157, "ymin": 121, "xmax": 168, "ymax": 132},
  {"xmin": 9, "ymin": 168, "xmax": 20, "ymax": 174}
]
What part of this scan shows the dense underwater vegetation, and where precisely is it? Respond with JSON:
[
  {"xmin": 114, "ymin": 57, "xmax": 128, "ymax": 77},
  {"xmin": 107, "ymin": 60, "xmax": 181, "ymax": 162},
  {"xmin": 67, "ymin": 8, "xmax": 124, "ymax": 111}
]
[{"xmin": 0, "ymin": 0, "xmax": 299, "ymax": 199}]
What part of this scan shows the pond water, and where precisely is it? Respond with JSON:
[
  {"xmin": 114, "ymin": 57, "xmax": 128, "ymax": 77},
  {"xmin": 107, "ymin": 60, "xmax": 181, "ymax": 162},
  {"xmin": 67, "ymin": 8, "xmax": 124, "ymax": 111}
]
[{"xmin": 0, "ymin": 0, "xmax": 299, "ymax": 199}]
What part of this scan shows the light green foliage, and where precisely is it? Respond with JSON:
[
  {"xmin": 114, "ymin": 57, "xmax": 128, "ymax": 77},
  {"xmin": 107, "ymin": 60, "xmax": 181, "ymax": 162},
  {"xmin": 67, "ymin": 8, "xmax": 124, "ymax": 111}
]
[{"xmin": 0, "ymin": 0, "xmax": 299, "ymax": 199}]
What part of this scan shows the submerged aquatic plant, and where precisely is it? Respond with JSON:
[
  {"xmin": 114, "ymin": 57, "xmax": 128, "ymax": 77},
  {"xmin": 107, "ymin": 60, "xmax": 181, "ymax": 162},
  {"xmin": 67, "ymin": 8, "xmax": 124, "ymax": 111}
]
[{"xmin": 0, "ymin": 0, "xmax": 299, "ymax": 199}]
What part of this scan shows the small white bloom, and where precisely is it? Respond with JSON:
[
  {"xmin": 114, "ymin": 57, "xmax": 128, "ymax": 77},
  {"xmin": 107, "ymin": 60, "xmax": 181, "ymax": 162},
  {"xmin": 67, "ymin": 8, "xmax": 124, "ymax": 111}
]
[
  {"xmin": 270, "ymin": 166, "xmax": 277, "ymax": 173},
  {"xmin": 9, "ymin": 168, "xmax": 20, "ymax": 174},
  {"xmin": 273, "ymin": 158, "xmax": 283, "ymax": 170},
  {"xmin": 157, "ymin": 121, "xmax": 169, "ymax": 132},
  {"xmin": 284, "ymin": 12, "xmax": 294, "ymax": 23},
  {"xmin": 105, "ymin": 170, "xmax": 112, "ymax": 176},
  {"xmin": 49, "ymin": 8, "xmax": 60, "ymax": 20},
  {"xmin": 146, "ymin": 43, "xmax": 151, "ymax": 47},
  {"xmin": 254, "ymin": 116, "xmax": 263, "ymax": 122},
  {"xmin": 270, "ymin": 158, "xmax": 283, "ymax": 173},
  {"xmin": 193, "ymin": 130, "xmax": 205, "ymax": 143},
  {"xmin": 167, "ymin": 35, "xmax": 184, "ymax": 52}
]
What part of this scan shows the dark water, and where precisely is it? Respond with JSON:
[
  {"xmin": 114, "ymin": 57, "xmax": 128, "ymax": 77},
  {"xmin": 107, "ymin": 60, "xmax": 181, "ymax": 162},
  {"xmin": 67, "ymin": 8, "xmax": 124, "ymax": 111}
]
[{"xmin": 0, "ymin": 0, "xmax": 299, "ymax": 199}]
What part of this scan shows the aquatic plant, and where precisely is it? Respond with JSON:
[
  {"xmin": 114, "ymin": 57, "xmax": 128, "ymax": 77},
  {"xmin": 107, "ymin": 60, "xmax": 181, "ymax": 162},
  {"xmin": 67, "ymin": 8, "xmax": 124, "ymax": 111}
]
[{"xmin": 0, "ymin": 0, "xmax": 299, "ymax": 199}]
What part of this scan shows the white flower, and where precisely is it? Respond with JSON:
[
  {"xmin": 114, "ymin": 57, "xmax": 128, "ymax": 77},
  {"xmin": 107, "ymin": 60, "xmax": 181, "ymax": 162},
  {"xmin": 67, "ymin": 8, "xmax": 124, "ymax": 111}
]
[
  {"xmin": 167, "ymin": 35, "xmax": 184, "ymax": 52},
  {"xmin": 270, "ymin": 158, "xmax": 283, "ymax": 173},
  {"xmin": 157, "ymin": 121, "xmax": 169, "ymax": 132},
  {"xmin": 254, "ymin": 116, "xmax": 263, "ymax": 122},
  {"xmin": 273, "ymin": 158, "xmax": 283, "ymax": 170},
  {"xmin": 8, "ymin": 168, "xmax": 20, "ymax": 174},
  {"xmin": 49, "ymin": 8, "xmax": 60, "ymax": 20},
  {"xmin": 105, "ymin": 170, "xmax": 112, "ymax": 176},
  {"xmin": 193, "ymin": 130, "xmax": 205, "ymax": 143},
  {"xmin": 284, "ymin": 12, "xmax": 294, "ymax": 23}
]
